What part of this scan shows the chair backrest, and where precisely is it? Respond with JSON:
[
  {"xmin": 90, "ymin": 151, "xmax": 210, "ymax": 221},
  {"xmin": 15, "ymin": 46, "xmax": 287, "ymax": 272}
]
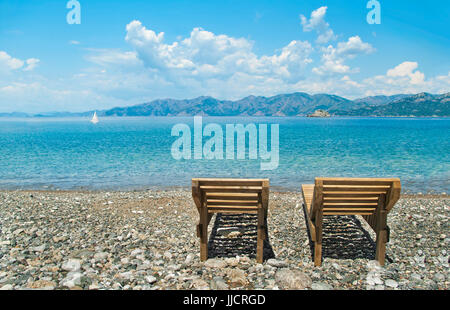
[
  {"xmin": 311, "ymin": 177, "xmax": 401, "ymax": 217},
  {"xmin": 192, "ymin": 178, "xmax": 269, "ymax": 214}
]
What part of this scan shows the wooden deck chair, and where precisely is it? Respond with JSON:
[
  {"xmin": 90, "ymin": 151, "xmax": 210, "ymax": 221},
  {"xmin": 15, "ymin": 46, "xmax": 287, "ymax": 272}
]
[
  {"xmin": 301, "ymin": 177, "xmax": 401, "ymax": 266},
  {"xmin": 192, "ymin": 178, "xmax": 269, "ymax": 263}
]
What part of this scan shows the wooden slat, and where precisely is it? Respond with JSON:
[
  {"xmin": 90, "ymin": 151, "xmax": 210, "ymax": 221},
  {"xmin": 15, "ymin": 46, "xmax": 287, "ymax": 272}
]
[
  {"xmin": 323, "ymin": 208, "xmax": 376, "ymax": 212},
  {"xmin": 207, "ymin": 199, "xmax": 259, "ymax": 203},
  {"xmin": 192, "ymin": 179, "xmax": 201, "ymax": 213},
  {"xmin": 207, "ymin": 199, "xmax": 258, "ymax": 206},
  {"xmin": 194, "ymin": 178, "xmax": 267, "ymax": 182},
  {"xmin": 324, "ymin": 196, "xmax": 378, "ymax": 200},
  {"xmin": 323, "ymin": 197, "xmax": 379, "ymax": 204},
  {"xmin": 321, "ymin": 179, "xmax": 395, "ymax": 186},
  {"xmin": 200, "ymin": 186, "xmax": 263, "ymax": 193},
  {"xmin": 207, "ymin": 205, "xmax": 259, "ymax": 213},
  {"xmin": 208, "ymin": 209, "xmax": 258, "ymax": 214},
  {"xmin": 197, "ymin": 179, "xmax": 265, "ymax": 187},
  {"xmin": 386, "ymin": 179, "xmax": 401, "ymax": 212},
  {"xmin": 319, "ymin": 177, "xmax": 396, "ymax": 181},
  {"xmin": 323, "ymin": 211, "xmax": 375, "ymax": 216},
  {"xmin": 323, "ymin": 191, "xmax": 386, "ymax": 196},
  {"xmin": 301, "ymin": 184, "xmax": 314, "ymax": 211},
  {"xmin": 261, "ymin": 179, "xmax": 269, "ymax": 213},
  {"xmin": 323, "ymin": 185, "xmax": 390, "ymax": 192},
  {"xmin": 323, "ymin": 202, "xmax": 378, "ymax": 207},
  {"xmin": 205, "ymin": 192, "xmax": 258, "ymax": 200},
  {"xmin": 207, "ymin": 205, "xmax": 259, "ymax": 209}
]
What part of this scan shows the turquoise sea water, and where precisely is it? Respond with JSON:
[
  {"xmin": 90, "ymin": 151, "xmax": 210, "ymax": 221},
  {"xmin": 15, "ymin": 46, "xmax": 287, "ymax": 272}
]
[{"xmin": 0, "ymin": 117, "xmax": 448, "ymax": 193}]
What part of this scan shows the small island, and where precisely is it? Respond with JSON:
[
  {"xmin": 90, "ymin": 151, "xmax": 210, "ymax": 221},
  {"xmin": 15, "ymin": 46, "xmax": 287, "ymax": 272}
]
[{"xmin": 307, "ymin": 109, "xmax": 331, "ymax": 117}]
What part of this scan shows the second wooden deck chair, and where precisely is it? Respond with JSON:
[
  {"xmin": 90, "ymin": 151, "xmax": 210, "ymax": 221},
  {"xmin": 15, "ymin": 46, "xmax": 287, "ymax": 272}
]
[
  {"xmin": 192, "ymin": 178, "xmax": 269, "ymax": 263},
  {"xmin": 301, "ymin": 177, "xmax": 401, "ymax": 266}
]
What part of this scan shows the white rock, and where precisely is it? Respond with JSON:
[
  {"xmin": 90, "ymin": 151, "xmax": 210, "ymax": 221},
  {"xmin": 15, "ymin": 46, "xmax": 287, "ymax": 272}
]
[
  {"xmin": 118, "ymin": 271, "xmax": 134, "ymax": 280},
  {"xmin": 60, "ymin": 272, "xmax": 82, "ymax": 288},
  {"xmin": 163, "ymin": 251, "xmax": 172, "ymax": 259},
  {"xmin": 13, "ymin": 229, "xmax": 24, "ymax": 235},
  {"xmin": 433, "ymin": 273, "xmax": 446, "ymax": 282},
  {"xmin": 94, "ymin": 252, "xmax": 108, "ymax": 260},
  {"xmin": 227, "ymin": 268, "xmax": 248, "ymax": 287},
  {"xmin": 130, "ymin": 249, "xmax": 143, "ymax": 257},
  {"xmin": 367, "ymin": 260, "xmax": 383, "ymax": 271},
  {"xmin": 275, "ymin": 268, "xmax": 312, "ymax": 290},
  {"xmin": 204, "ymin": 259, "xmax": 227, "ymax": 269},
  {"xmin": 62, "ymin": 259, "xmax": 81, "ymax": 272},
  {"xmin": 0, "ymin": 284, "xmax": 13, "ymax": 290},
  {"xmin": 267, "ymin": 259, "xmax": 288, "ymax": 268},
  {"xmin": 32, "ymin": 244, "xmax": 46, "ymax": 253},
  {"xmin": 385, "ymin": 279, "xmax": 398, "ymax": 288},
  {"xmin": 145, "ymin": 275, "xmax": 157, "ymax": 284},
  {"xmin": 184, "ymin": 254, "xmax": 194, "ymax": 265},
  {"xmin": 366, "ymin": 274, "xmax": 383, "ymax": 285},
  {"xmin": 217, "ymin": 227, "xmax": 241, "ymax": 236}
]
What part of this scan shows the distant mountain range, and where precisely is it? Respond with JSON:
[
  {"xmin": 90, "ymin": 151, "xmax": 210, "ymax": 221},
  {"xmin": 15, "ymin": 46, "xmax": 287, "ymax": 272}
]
[
  {"xmin": 1, "ymin": 92, "xmax": 449, "ymax": 117},
  {"xmin": 335, "ymin": 92, "xmax": 450, "ymax": 117}
]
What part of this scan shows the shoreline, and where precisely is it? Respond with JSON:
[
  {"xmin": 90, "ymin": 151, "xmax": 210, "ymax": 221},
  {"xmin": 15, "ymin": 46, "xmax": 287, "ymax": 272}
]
[
  {"xmin": 1, "ymin": 115, "xmax": 449, "ymax": 119},
  {"xmin": 1, "ymin": 188, "xmax": 448, "ymax": 199}
]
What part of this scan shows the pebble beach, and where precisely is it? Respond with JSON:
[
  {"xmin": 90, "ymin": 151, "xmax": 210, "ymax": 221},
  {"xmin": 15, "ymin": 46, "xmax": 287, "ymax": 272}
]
[{"xmin": 0, "ymin": 190, "xmax": 448, "ymax": 290}]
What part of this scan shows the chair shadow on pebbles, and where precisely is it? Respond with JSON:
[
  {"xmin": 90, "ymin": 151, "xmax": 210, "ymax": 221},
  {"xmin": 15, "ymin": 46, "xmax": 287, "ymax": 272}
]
[
  {"xmin": 301, "ymin": 204, "xmax": 393, "ymax": 263},
  {"xmin": 207, "ymin": 213, "xmax": 275, "ymax": 261}
]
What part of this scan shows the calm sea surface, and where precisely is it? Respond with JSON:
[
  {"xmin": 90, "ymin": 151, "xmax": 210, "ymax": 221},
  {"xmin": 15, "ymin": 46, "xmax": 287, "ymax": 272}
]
[{"xmin": 0, "ymin": 117, "xmax": 448, "ymax": 193}]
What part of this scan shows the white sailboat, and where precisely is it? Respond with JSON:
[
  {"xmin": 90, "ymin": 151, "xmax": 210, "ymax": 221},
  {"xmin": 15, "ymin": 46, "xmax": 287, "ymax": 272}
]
[{"xmin": 91, "ymin": 111, "xmax": 99, "ymax": 124}]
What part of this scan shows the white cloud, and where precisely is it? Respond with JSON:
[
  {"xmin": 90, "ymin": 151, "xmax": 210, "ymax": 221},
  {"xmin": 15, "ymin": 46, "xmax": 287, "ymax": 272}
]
[
  {"xmin": 0, "ymin": 51, "xmax": 24, "ymax": 72},
  {"xmin": 336, "ymin": 36, "xmax": 375, "ymax": 58},
  {"xmin": 312, "ymin": 36, "xmax": 375, "ymax": 75},
  {"xmin": 300, "ymin": 6, "xmax": 336, "ymax": 44},
  {"xmin": 0, "ymin": 51, "xmax": 40, "ymax": 74},
  {"xmin": 387, "ymin": 61, "xmax": 418, "ymax": 77},
  {"xmin": 69, "ymin": 40, "xmax": 80, "ymax": 45},
  {"xmin": 386, "ymin": 61, "xmax": 424, "ymax": 84},
  {"xmin": 23, "ymin": 58, "xmax": 40, "ymax": 71},
  {"xmin": 85, "ymin": 49, "xmax": 142, "ymax": 68},
  {"xmin": 123, "ymin": 20, "xmax": 313, "ymax": 84},
  {"xmin": 360, "ymin": 62, "xmax": 444, "ymax": 96},
  {"xmin": 433, "ymin": 72, "xmax": 450, "ymax": 91}
]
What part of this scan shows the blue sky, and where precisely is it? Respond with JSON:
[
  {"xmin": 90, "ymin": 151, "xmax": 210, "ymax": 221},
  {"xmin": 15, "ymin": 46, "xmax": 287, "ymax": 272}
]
[{"xmin": 0, "ymin": 0, "xmax": 449, "ymax": 112}]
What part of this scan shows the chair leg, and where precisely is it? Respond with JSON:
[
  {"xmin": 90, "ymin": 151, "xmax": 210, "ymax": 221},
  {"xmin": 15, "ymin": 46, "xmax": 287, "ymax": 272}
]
[
  {"xmin": 313, "ymin": 212, "xmax": 323, "ymax": 267},
  {"xmin": 375, "ymin": 230, "xmax": 387, "ymax": 265},
  {"xmin": 375, "ymin": 195, "xmax": 388, "ymax": 266},
  {"xmin": 200, "ymin": 208, "xmax": 208, "ymax": 261},
  {"xmin": 256, "ymin": 209, "xmax": 265, "ymax": 263},
  {"xmin": 314, "ymin": 242, "xmax": 322, "ymax": 266}
]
